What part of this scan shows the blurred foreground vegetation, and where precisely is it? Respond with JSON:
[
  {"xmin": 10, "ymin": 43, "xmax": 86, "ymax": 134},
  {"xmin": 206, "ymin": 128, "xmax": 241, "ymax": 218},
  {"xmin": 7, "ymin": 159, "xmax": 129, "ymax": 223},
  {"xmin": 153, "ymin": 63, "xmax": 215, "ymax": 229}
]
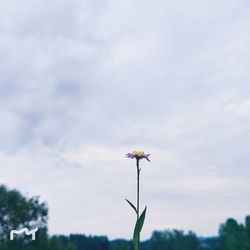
[{"xmin": 0, "ymin": 185, "xmax": 249, "ymax": 250}]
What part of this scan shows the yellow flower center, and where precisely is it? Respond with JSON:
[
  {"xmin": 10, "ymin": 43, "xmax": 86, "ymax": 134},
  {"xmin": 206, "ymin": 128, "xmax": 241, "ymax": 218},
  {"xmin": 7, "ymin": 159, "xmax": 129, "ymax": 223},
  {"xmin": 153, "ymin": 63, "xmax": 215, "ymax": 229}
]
[{"xmin": 132, "ymin": 151, "xmax": 145, "ymax": 156}]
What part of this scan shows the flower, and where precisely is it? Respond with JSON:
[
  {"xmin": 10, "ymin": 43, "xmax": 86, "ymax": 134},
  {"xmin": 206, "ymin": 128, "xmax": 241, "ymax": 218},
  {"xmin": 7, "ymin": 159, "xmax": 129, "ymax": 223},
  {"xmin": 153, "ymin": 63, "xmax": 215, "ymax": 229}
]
[{"xmin": 126, "ymin": 151, "xmax": 150, "ymax": 162}]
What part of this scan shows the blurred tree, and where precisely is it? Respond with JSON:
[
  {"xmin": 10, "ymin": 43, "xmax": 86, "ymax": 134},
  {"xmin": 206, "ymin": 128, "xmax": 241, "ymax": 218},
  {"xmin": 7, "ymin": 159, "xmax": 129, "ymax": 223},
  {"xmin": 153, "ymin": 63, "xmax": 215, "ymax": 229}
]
[
  {"xmin": 198, "ymin": 237, "xmax": 219, "ymax": 250},
  {"xmin": 69, "ymin": 234, "xmax": 109, "ymax": 250},
  {"xmin": 151, "ymin": 229, "xmax": 200, "ymax": 250},
  {"xmin": 0, "ymin": 185, "xmax": 48, "ymax": 239},
  {"xmin": 218, "ymin": 218, "xmax": 245, "ymax": 250},
  {"xmin": 244, "ymin": 216, "xmax": 250, "ymax": 250},
  {"xmin": 110, "ymin": 239, "xmax": 132, "ymax": 250},
  {"xmin": 48, "ymin": 235, "xmax": 77, "ymax": 250},
  {"xmin": 0, "ymin": 185, "xmax": 48, "ymax": 250}
]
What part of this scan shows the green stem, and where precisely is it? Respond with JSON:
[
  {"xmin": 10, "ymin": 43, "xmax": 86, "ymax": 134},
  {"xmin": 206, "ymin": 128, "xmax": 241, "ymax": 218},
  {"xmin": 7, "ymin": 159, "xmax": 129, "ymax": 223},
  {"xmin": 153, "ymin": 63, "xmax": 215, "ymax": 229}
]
[
  {"xmin": 136, "ymin": 158, "xmax": 140, "ymax": 220},
  {"xmin": 136, "ymin": 158, "xmax": 140, "ymax": 250}
]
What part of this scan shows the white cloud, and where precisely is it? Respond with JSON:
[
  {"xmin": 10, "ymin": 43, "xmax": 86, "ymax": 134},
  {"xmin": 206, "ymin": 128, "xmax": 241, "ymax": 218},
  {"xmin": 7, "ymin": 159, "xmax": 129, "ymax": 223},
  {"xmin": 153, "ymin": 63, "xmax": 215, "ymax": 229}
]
[{"xmin": 0, "ymin": 0, "xmax": 250, "ymax": 239}]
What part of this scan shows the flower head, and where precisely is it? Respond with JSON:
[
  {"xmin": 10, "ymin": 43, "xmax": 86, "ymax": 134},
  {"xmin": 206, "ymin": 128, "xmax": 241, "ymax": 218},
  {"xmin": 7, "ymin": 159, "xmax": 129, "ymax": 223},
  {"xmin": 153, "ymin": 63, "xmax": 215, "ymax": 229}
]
[{"xmin": 126, "ymin": 150, "xmax": 150, "ymax": 162}]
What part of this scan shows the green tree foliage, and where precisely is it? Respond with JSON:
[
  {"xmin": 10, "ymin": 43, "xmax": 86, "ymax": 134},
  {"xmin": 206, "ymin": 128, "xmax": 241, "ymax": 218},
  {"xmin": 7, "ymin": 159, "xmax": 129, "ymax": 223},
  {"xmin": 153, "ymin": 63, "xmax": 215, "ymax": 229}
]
[
  {"xmin": 110, "ymin": 239, "xmax": 133, "ymax": 250},
  {"xmin": 245, "ymin": 216, "xmax": 250, "ymax": 250},
  {"xmin": 0, "ymin": 185, "xmax": 48, "ymax": 239},
  {"xmin": 217, "ymin": 216, "xmax": 250, "ymax": 250},
  {"xmin": 0, "ymin": 185, "xmax": 79, "ymax": 250},
  {"xmin": 150, "ymin": 229, "xmax": 200, "ymax": 250},
  {"xmin": 0, "ymin": 185, "xmax": 49, "ymax": 250},
  {"xmin": 68, "ymin": 234, "xmax": 109, "ymax": 250},
  {"xmin": 48, "ymin": 236, "xmax": 77, "ymax": 250},
  {"xmin": 199, "ymin": 237, "xmax": 219, "ymax": 250}
]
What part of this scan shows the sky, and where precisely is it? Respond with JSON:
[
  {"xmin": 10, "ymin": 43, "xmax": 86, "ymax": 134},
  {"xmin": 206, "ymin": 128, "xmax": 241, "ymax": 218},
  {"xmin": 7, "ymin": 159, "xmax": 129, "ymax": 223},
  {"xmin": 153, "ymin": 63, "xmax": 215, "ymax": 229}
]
[{"xmin": 0, "ymin": 0, "xmax": 250, "ymax": 240}]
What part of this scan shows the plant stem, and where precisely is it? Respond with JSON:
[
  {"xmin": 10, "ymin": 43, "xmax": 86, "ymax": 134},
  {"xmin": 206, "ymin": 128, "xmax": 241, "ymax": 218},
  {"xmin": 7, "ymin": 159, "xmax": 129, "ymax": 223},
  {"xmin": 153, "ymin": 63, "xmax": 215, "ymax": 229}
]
[
  {"xmin": 136, "ymin": 158, "xmax": 140, "ymax": 221},
  {"xmin": 136, "ymin": 158, "xmax": 140, "ymax": 250}
]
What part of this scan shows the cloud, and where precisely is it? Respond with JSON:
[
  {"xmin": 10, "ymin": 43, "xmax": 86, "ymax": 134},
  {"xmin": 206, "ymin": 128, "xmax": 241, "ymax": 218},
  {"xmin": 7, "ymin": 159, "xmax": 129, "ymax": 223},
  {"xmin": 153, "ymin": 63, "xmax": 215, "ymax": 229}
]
[{"xmin": 0, "ymin": 0, "xmax": 250, "ymax": 239}]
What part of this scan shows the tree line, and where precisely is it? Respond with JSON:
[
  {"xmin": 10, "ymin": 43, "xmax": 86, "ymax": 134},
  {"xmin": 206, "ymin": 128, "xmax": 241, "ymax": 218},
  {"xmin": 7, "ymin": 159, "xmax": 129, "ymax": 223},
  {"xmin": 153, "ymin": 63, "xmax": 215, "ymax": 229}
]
[{"xmin": 0, "ymin": 185, "xmax": 249, "ymax": 250}]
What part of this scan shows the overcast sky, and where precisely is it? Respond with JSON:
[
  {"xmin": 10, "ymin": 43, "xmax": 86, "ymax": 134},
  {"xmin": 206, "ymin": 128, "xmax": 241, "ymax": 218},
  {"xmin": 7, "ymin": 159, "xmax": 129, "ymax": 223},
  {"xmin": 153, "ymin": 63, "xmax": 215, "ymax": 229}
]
[{"xmin": 0, "ymin": 0, "xmax": 250, "ymax": 240}]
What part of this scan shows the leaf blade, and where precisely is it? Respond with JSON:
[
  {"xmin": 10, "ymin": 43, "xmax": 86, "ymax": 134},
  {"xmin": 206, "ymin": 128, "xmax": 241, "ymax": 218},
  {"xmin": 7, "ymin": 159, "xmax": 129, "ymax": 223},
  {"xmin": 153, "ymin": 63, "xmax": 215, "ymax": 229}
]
[
  {"xmin": 125, "ymin": 199, "xmax": 137, "ymax": 214},
  {"xmin": 133, "ymin": 206, "xmax": 147, "ymax": 250}
]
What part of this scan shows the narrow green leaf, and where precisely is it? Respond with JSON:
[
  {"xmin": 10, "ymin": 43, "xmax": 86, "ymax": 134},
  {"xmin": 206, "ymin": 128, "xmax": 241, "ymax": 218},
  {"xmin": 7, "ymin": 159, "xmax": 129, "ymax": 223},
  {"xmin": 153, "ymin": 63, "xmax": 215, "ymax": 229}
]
[
  {"xmin": 125, "ymin": 199, "xmax": 137, "ymax": 214},
  {"xmin": 137, "ymin": 206, "xmax": 147, "ymax": 233},
  {"xmin": 133, "ymin": 206, "xmax": 147, "ymax": 250},
  {"xmin": 133, "ymin": 224, "xmax": 139, "ymax": 250}
]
